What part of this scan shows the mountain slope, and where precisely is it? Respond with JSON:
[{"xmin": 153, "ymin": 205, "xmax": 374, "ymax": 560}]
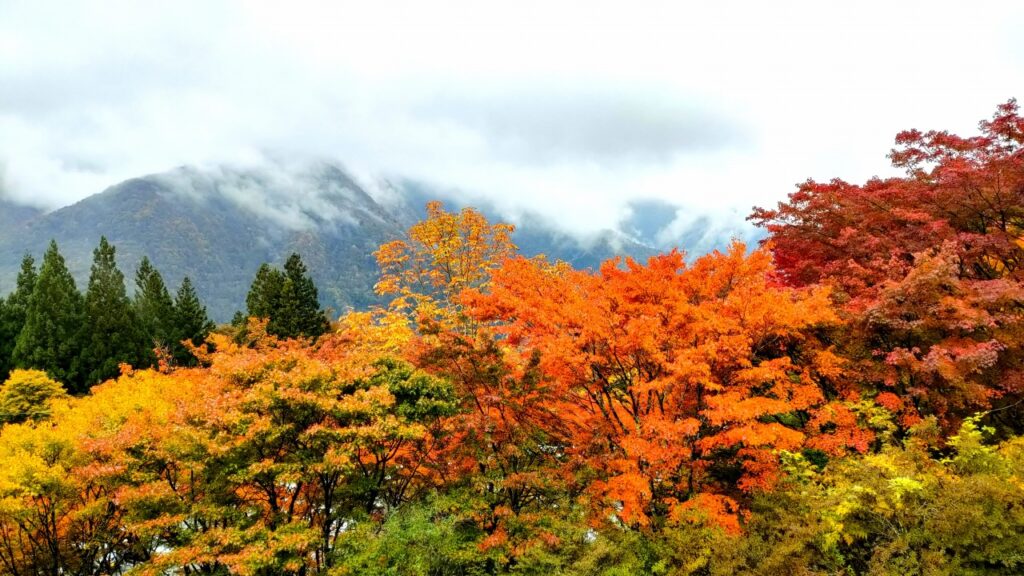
[
  {"xmin": 0, "ymin": 164, "xmax": 656, "ymax": 321},
  {"xmin": 0, "ymin": 199, "xmax": 43, "ymax": 231}
]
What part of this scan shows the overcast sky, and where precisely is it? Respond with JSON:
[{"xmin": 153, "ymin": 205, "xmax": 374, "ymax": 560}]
[{"xmin": 1, "ymin": 0, "xmax": 1022, "ymax": 236}]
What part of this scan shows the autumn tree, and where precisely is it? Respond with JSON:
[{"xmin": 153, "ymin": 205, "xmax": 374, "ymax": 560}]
[
  {"xmin": 466, "ymin": 243, "xmax": 842, "ymax": 529},
  {"xmin": 12, "ymin": 240, "xmax": 83, "ymax": 387},
  {"xmin": 373, "ymin": 202, "xmax": 583, "ymax": 565},
  {"xmin": 712, "ymin": 417, "xmax": 1024, "ymax": 575},
  {"xmin": 0, "ymin": 369, "xmax": 67, "ymax": 424},
  {"xmin": 0, "ymin": 369, "xmax": 163, "ymax": 575},
  {"xmin": 118, "ymin": 324, "xmax": 456, "ymax": 575},
  {"xmin": 375, "ymin": 200, "xmax": 516, "ymax": 331},
  {"xmin": 0, "ymin": 254, "xmax": 36, "ymax": 381},
  {"xmin": 78, "ymin": 237, "xmax": 153, "ymax": 387},
  {"xmin": 751, "ymin": 100, "xmax": 1024, "ymax": 431}
]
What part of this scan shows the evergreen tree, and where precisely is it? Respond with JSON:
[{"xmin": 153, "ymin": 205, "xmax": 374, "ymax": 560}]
[
  {"xmin": 77, "ymin": 237, "xmax": 152, "ymax": 388},
  {"xmin": 245, "ymin": 263, "xmax": 284, "ymax": 318},
  {"xmin": 281, "ymin": 253, "xmax": 329, "ymax": 338},
  {"xmin": 0, "ymin": 254, "xmax": 37, "ymax": 380},
  {"xmin": 170, "ymin": 276, "xmax": 214, "ymax": 366},
  {"xmin": 245, "ymin": 262, "xmax": 285, "ymax": 332},
  {"xmin": 13, "ymin": 241, "xmax": 83, "ymax": 388},
  {"xmin": 0, "ymin": 299, "xmax": 6, "ymax": 378},
  {"xmin": 134, "ymin": 256, "xmax": 175, "ymax": 351},
  {"xmin": 244, "ymin": 255, "xmax": 328, "ymax": 340}
]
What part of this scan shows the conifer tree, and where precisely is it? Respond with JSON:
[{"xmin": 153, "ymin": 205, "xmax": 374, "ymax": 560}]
[
  {"xmin": 282, "ymin": 253, "xmax": 329, "ymax": 338},
  {"xmin": 245, "ymin": 263, "xmax": 284, "ymax": 326},
  {"xmin": 13, "ymin": 241, "xmax": 83, "ymax": 388},
  {"xmin": 134, "ymin": 256, "xmax": 175, "ymax": 351},
  {"xmin": 77, "ymin": 237, "xmax": 152, "ymax": 388},
  {"xmin": 170, "ymin": 276, "xmax": 214, "ymax": 366},
  {"xmin": 0, "ymin": 299, "xmax": 6, "ymax": 378},
  {"xmin": 244, "ymin": 255, "xmax": 328, "ymax": 340},
  {"xmin": 0, "ymin": 254, "xmax": 36, "ymax": 380}
]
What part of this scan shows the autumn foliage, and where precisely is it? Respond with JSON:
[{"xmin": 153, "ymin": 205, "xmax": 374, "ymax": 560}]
[
  {"xmin": 751, "ymin": 99, "xmax": 1024, "ymax": 432},
  {"xmin": 464, "ymin": 244, "xmax": 841, "ymax": 530},
  {"xmin": 1, "ymin": 102, "xmax": 1024, "ymax": 575}
]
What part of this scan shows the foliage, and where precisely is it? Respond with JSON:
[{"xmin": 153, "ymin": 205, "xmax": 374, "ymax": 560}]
[
  {"xmin": 465, "ymin": 243, "xmax": 841, "ymax": 529},
  {"xmin": 134, "ymin": 256, "xmax": 176, "ymax": 353},
  {"xmin": 0, "ymin": 254, "xmax": 36, "ymax": 382},
  {"xmin": 750, "ymin": 100, "xmax": 1024, "ymax": 432},
  {"xmin": 121, "ymin": 325, "xmax": 457, "ymax": 575},
  {"xmin": 170, "ymin": 276, "xmax": 214, "ymax": 366},
  {"xmin": 375, "ymin": 200, "xmax": 516, "ymax": 331},
  {"xmin": 12, "ymin": 240, "xmax": 84, "ymax": 388},
  {"xmin": 77, "ymin": 236, "xmax": 153, "ymax": 388},
  {"xmin": 711, "ymin": 419, "xmax": 1024, "ymax": 575},
  {"xmin": 245, "ymin": 254, "xmax": 329, "ymax": 340},
  {"xmin": 280, "ymin": 253, "xmax": 330, "ymax": 339},
  {"xmin": 1, "ymin": 104, "xmax": 1024, "ymax": 575},
  {"xmin": 0, "ymin": 369, "xmax": 68, "ymax": 424}
]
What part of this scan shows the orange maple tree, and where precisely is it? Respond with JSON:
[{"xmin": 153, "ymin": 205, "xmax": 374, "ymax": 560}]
[
  {"xmin": 375, "ymin": 200, "xmax": 516, "ymax": 332},
  {"xmin": 465, "ymin": 242, "xmax": 843, "ymax": 530}
]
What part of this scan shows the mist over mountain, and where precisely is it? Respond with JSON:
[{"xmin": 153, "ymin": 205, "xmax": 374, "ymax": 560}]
[
  {"xmin": 0, "ymin": 198, "xmax": 43, "ymax": 231},
  {"xmin": 0, "ymin": 162, "xmax": 749, "ymax": 322}
]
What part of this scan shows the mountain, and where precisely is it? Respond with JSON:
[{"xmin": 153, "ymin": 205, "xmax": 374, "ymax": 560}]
[
  {"xmin": 0, "ymin": 163, "xmax": 660, "ymax": 321},
  {"xmin": 0, "ymin": 198, "xmax": 43, "ymax": 230}
]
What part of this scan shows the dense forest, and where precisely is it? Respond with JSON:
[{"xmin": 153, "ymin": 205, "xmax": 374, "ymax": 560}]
[{"xmin": 0, "ymin": 102, "xmax": 1022, "ymax": 575}]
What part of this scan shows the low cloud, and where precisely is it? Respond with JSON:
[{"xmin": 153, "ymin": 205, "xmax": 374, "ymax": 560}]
[
  {"xmin": 416, "ymin": 88, "xmax": 743, "ymax": 165},
  {"xmin": 0, "ymin": 0, "xmax": 1021, "ymax": 243},
  {"xmin": 151, "ymin": 162, "xmax": 386, "ymax": 232}
]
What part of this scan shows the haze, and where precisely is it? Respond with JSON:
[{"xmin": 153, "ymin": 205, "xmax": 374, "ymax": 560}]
[{"xmin": 1, "ymin": 0, "xmax": 1022, "ymax": 238}]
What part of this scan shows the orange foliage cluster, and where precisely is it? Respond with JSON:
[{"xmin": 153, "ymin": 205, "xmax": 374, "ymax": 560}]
[{"xmin": 464, "ymin": 244, "xmax": 841, "ymax": 527}]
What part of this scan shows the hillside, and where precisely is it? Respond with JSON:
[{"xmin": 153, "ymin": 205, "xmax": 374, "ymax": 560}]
[
  {"xmin": 0, "ymin": 164, "xmax": 661, "ymax": 321},
  {"xmin": 0, "ymin": 199, "xmax": 43, "ymax": 230}
]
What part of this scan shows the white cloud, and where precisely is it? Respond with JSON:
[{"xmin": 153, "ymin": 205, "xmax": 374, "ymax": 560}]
[{"xmin": 1, "ymin": 0, "xmax": 1021, "ymax": 242}]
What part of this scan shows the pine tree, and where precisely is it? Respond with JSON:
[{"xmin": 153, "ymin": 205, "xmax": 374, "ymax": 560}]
[
  {"xmin": 0, "ymin": 254, "xmax": 37, "ymax": 380},
  {"xmin": 244, "ymin": 255, "xmax": 328, "ymax": 340},
  {"xmin": 170, "ymin": 276, "xmax": 214, "ymax": 366},
  {"xmin": 134, "ymin": 256, "xmax": 175, "ymax": 352},
  {"xmin": 245, "ymin": 262, "xmax": 285, "ymax": 332},
  {"xmin": 77, "ymin": 237, "xmax": 152, "ymax": 388},
  {"xmin": 282, "ymin": 253, "xmax": 329, "ymax": 339},
  {"xmin": 13, "ymin": 241, "xmax": 83, "ymax": 388},
  {"xmin": 0, "ymin": 299, "xmax": 7, "ymax": 378}
]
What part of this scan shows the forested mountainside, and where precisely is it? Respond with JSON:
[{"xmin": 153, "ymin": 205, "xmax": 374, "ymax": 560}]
[{"xmin": 0, "ymin": 164, "xmax": 670, "ymax": 320}]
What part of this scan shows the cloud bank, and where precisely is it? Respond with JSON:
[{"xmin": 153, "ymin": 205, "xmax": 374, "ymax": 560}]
[{"xmin": 1, "ymin": 0, "xmax": 1022, "ymax": 245}]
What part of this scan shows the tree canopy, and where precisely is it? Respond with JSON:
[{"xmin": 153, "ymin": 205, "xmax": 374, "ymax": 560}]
[{"xmin": 1, "ymin": 102, "xmax": 1023, "ymax": 575}]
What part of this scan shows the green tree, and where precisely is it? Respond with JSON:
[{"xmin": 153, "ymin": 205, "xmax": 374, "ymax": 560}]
[
  {"xmin": 0, "ymin": 300, "xmax": 6, "ymax": 376},
  {"xmin": 12, "ymin": 241, "xmax": 83, "ymax": 387},
  {"xmin": 281, "ymin": 252, "xmax": 329, "ymax": 339},
  {"xmin": 245, "ymin": 262, "xmax": 284, "ymax": 326},
  {"xmin": 77, "ymin": 237, "xmax": 152, "ymax": 388},
  {"xmin": 133, "ymin": 256, "xmax": 175, "ymax": 352},
  {"xmin": 0, "ymin": 254, "xmax": 37, "ymax": 381},
  {"xmin": 244, "ymin": 254, "xmax": 328, "ymax": 340},
  {"xmin": 170, "ymin": 276, "xmax": 214, "ymax": 366}
]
